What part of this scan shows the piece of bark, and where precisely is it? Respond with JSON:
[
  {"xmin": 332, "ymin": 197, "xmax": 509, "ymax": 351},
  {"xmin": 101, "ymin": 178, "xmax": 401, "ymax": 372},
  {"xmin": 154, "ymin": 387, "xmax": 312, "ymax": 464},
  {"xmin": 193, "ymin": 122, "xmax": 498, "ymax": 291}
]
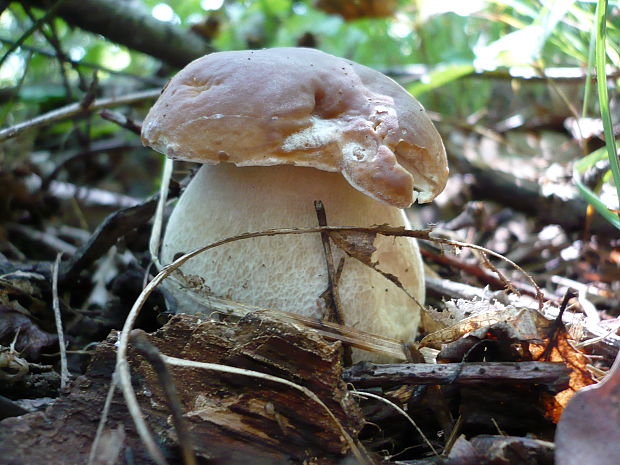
[
  {"xmin": 0, "ymin": 332, "xmax": 158, "ymax": 465},
  {"xmin": 137, "ymin": 313, "xmax": 365, "ymax": 464},
  {"xmin": 0, "ymin": 312, "xmax": 364, "ymax": 465},
  {"xmin": 344, "ymin": 361, "xmax": 570, "ymax": 393},
  {"xmin": 21, "ymin": 0, "xmax": 213, "ymax": 68}
]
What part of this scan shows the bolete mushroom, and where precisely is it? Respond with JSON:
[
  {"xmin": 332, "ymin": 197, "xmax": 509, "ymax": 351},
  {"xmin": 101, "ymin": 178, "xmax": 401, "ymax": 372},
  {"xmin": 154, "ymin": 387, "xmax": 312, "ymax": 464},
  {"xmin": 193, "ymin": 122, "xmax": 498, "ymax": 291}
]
[{"xmin": 142, "ymin": 48, "xmax": 448, "ymax": 361}]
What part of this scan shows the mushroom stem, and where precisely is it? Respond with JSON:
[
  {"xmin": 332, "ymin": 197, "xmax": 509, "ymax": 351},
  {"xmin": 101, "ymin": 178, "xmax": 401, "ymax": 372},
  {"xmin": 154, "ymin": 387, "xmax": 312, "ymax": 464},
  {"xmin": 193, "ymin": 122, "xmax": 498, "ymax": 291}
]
[{"xmin": 161, "ymin": 164, "xmax": 425, "ymax": 362}]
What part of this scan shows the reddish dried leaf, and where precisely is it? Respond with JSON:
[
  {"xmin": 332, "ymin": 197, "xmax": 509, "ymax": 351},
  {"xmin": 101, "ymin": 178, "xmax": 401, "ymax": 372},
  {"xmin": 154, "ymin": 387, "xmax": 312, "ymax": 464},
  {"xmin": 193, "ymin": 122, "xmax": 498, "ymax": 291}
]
[{"xmin": 529, "ymin": 327, "xmax": 595, "ymax": 422}]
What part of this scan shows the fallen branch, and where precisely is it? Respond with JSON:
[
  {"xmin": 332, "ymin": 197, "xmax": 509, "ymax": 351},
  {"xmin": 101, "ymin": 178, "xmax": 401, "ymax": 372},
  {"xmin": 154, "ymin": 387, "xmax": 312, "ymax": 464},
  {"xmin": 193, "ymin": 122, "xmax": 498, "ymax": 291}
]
[
  {"xmin": 448, "ymin": 148, "xmax": 617, "ymax": 235},
  {"xmin": 20, "ymin": 0, "xmax": 213, "ymax": 68},
  {"xmin": 0, "ymin": 88, "xmax": 160, "ymax": 142},
  {"xmin": 344, "ymin": 361, "xmax": 570, "ymax": 393}
]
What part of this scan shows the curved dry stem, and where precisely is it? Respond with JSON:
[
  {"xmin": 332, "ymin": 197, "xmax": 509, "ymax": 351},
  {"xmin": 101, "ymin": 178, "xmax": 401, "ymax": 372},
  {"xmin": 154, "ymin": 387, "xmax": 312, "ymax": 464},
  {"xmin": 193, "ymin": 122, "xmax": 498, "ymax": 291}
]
[
  {"xmin": 351, "ymin": 390, "xmax": 438, "ymax": 456},
  {"xmin": 88, "ymin": 373, "xmax": 119, "ymax": 465},
  {"xmin": 116, "ymin": 235, "xmax": 376, "ymax": 465},
  {"xmin": 51, "ymin": 253, "xmax": 69, "ymax": 389}
]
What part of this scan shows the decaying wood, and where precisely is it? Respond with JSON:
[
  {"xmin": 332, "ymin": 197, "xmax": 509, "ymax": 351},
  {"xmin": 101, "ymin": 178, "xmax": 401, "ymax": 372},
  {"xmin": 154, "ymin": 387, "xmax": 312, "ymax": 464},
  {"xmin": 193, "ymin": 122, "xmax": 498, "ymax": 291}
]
[
  {"xmin": 135, "ymin": 313, "xmax": 365, "ymax": 464},
  {"xmin": 344, "ymin": 361, "xmax": 570, "ymax": 393},
  {"xmin": 0, "ymin": 312, "xmax": 365, "ymax": 465}
]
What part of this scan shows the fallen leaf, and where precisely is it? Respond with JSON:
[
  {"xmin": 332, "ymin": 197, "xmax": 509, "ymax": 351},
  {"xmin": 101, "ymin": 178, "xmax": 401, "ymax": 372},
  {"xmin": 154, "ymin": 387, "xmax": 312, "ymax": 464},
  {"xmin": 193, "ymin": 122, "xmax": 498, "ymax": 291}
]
[
  {"xmin": 0, "ymin": 307, "xmax": 57, "ymax": 360},
  {"xmin": 529, "ymin": 325, "xmax": 595, "ymax": 422},
  {"xmin": 555, "ymin": 353, "xmax": 620, "ymax": 465}
]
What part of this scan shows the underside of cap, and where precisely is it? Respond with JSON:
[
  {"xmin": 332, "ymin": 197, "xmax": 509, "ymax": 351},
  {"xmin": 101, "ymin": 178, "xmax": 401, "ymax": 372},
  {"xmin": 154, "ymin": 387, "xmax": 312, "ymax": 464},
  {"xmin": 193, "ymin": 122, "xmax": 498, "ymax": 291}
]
[{"xmin": 141, "ymin": 47, "xmax": 448, "ymax": 207}]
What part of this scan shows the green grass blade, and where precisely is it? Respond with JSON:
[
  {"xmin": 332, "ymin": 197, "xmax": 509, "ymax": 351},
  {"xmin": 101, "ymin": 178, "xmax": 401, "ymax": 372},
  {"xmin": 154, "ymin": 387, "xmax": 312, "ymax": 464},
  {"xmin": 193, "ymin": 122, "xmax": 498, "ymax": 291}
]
[
  {"xmin": 573, "ymin": 144, "xmax": 620, "ymax": 229},
  {"xmin": 407, "ymin": 63, "xmax": 474, "ymax": 97},
  {"xmin": 595, "ymin": 0, "xmax": 620, "ymax": 213}
]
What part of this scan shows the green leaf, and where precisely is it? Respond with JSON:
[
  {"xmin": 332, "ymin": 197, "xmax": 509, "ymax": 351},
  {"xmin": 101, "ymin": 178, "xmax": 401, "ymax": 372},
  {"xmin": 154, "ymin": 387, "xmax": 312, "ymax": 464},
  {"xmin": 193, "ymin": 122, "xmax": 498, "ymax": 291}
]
[
  {"xmin": 407, "ymin": 63, "xmax": 474, "ymax": 97},
  {"xmin": 573, "ymin": 145, "xmax": 620, "ymax": 229}
]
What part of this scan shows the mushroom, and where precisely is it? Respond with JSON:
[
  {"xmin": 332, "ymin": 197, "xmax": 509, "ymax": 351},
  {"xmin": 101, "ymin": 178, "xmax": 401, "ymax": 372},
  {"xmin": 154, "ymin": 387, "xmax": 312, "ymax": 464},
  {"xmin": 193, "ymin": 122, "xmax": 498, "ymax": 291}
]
[{"xmin": 142, "ymin": 48, "xmax": 448, "ymax": 361}]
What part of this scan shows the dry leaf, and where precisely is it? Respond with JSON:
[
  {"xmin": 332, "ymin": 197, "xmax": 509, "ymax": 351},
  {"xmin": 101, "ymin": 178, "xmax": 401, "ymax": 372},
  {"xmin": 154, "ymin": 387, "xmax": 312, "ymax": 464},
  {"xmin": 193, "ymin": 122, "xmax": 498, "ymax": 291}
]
[
  {"xmin": 529, "ymin": 325, "xmax": 595, "ymax": 422},
  {"xmin": 0, "ymin": 307, "xmax": 57, "ymax": 360},
  {"xmin": 329, "ymin": 229, "xmax": 415, "ymax": 301},
  {"xmin": 555, "ymin": 354, "xmax": 620, "ymax": 465},
  {"xmin": 329, "ymin": 230, "xmax": 377, "ymax": 267},
  {"xmin": 420, "ymin": 305, "xmax": 552, "ymax": 350}
]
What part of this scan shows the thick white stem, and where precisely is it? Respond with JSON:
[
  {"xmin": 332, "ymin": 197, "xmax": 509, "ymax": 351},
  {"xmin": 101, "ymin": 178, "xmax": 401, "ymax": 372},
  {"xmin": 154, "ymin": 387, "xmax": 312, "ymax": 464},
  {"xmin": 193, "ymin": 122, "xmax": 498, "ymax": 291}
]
[{"xmin": 162, "ymin": 164, "xmax": 425, "ymax": 361}]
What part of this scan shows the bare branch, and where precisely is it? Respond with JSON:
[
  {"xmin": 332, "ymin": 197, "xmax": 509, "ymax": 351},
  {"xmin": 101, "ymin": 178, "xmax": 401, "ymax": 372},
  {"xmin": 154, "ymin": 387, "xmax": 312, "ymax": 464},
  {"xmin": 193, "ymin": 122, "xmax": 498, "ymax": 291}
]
[
  {"xmin": 21, "ymin": 0, "xmax": 213, "ymax": 68},
  {"xmin": 0, "ymin": 89, "xmax": 160, "ymax": 142}
]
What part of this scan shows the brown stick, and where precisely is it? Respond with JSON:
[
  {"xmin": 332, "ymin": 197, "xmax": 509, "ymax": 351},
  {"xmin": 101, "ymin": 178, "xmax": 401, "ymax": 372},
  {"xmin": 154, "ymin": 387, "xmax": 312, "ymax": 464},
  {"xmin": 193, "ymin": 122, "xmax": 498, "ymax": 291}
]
[
  {"xmin": 344, "ymin": 361, "xmax": 570, "ymax": 393},
  {"xmin": 21, "ymin": 0, "xmax": 212, "ymax": 68},
  {"xmin": 0, "ymin": 89, "xmax": 160, "ymax": 142}
]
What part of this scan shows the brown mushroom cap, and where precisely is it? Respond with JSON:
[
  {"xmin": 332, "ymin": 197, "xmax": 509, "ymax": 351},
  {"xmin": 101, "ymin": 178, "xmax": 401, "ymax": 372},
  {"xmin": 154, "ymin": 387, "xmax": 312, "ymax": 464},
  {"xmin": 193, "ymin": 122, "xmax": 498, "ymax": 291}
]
[{"xmin": 141, "ymin": 47, "xmax": 448, "ymax": 208}]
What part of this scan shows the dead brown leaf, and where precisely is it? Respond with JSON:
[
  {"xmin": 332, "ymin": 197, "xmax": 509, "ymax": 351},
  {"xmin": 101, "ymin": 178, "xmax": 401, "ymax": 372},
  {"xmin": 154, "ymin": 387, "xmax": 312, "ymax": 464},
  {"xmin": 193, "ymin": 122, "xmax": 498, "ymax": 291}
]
[
  {"xmin": 555, "ymin": 354, "xmax": 620, "ymax": 465},
  {"xmin": 529, "ymin": 326, "xmax": 595, "ymax": 423},
  {"xmin": 0, "ymin": 307, "xmax": 57, "ymax": 360}
]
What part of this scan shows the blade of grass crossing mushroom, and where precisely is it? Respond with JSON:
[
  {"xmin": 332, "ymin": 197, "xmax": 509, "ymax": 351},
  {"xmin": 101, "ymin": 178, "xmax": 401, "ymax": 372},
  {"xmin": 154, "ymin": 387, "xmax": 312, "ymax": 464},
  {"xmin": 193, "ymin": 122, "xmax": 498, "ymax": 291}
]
[{"xmin": 149, "ymin": 157, "xmax": 173, "ymax": 267}]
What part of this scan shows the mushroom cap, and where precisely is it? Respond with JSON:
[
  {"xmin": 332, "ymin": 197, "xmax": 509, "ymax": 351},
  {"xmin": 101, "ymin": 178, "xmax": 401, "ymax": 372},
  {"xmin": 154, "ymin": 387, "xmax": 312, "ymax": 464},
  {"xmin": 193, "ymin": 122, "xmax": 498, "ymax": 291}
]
[{"xmin": 141, "ymin": 47, "xmax": 448, "ymax": 207}]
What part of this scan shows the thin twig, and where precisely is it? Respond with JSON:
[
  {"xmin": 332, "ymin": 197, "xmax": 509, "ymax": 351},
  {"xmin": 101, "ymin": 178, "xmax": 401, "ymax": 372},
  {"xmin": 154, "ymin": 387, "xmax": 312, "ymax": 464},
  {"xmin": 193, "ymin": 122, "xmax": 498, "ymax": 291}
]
[
  {"xmin": 351, "ymin": 390, "xmax": 439, "ymax": 456},
  {"xmin": 0, "ymin": 89, "xmax": 160, "ymax": 142},
  {"xmin": 158, "ymin": 224, "xmax": 539, "ymax": 309},
  {"xmin": 160, "ymin": 225, "xmax": 543, "ymax": 310},
  {"xmin": 88, "ymin": 373, "xmax": 119, "ymax": 465},
  {"xmin": 0, "ymin": 0, "xmax": 66, "ymax": 69},
  {"xmin": 51, "ymin": 253, "xmax": 69, "ymax": 389},
  {"xmin": 100, "ymin": 109, "xmax": 142, "ymax": 135},
  {"xmin": 314, "ymin": 200, "xmax": 345, "ymax": 325},
  {"xmin": 315, "ymin": 200, "xmax": 351, "ymax": 365},
  {"xmin": 479, "ymin": 251, "xmax": 519, "ymax": 296},
  {"xmin": 130, "ymin": 331, "xmax": 197, "ymax": 465}
]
